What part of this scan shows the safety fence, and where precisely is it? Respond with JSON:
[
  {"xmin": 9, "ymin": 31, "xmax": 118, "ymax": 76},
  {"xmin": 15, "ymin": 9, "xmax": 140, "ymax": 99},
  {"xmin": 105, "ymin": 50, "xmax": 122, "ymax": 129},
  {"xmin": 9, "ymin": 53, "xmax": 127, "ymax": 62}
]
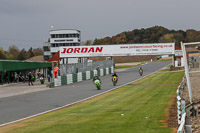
[
  {"xmin": 177, "ymin": 77, "xmax": 188, "ymax": 133},
  {"xmin": 59, "ymin": 60, "xmax": 114, "ymax": 75},
  {"xmin": 54, "ymin": 67, "xmax": 114, "ymax": 87}
]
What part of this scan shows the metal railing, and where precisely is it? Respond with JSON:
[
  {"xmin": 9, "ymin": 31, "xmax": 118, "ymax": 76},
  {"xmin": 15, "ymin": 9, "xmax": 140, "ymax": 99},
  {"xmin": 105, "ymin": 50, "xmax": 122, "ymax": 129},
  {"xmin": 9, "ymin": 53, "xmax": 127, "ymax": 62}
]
[
  {"xmin": 177, "ymin": 76, "xmax": 192, "ymax": 133},
  {"xmin": 176, "ymin": 77, "xmax": 185, "ymax": 133},
  {"xmin": 59, "ymin": 60, "xmax": 114, "ymax": 75}
]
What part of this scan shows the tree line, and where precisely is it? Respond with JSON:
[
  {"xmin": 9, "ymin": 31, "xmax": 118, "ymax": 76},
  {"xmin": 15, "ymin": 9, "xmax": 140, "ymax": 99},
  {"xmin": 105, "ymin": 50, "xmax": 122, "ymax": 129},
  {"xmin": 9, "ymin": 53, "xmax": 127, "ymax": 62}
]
[
  {"xmin": 0, "ymin": 45, "xmax": 43, "ymax": 60},
  {"xmin": 85, "ymin": 26, "xmax": 200, "ymax": 47}
]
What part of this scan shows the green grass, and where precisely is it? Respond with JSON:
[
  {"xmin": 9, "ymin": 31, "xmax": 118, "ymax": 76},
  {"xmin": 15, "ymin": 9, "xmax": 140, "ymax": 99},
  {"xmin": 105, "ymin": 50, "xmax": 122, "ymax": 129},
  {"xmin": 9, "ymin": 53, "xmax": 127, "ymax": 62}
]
[{"xmin": 1, "ymin": 71, "xmax": 184, "ymax": 133}]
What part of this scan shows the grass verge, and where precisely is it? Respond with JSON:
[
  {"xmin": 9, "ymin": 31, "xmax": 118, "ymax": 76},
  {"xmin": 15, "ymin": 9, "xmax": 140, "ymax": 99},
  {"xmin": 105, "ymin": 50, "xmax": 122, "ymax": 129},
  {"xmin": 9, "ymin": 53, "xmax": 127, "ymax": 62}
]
[{"xmin": 0, "ymin": 71, "xmax": 184, "ymax": 133}]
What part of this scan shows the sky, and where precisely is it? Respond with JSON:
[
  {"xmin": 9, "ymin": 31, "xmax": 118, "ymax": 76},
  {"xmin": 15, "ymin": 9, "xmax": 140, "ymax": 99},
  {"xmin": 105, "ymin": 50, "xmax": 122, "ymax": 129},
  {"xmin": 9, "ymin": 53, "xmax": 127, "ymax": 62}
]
[{"xmin": 0, "ymin": 0, "xmax": 200, "ymax": 50}]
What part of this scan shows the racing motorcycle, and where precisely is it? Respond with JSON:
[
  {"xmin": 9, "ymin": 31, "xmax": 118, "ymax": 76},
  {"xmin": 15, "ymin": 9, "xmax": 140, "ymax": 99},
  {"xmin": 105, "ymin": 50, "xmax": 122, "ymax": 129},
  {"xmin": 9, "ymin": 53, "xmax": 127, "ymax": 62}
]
[
  {"xmin": 139, "ymin": 69, "xmax": 143, "ymax": 76},
  {"xmin": 40, "ymin": 77, "xmax": 45, "ymax": 84},
  {"xmin": 112, "ymin": 76, "xmax": 117, "ymax": 86},
  {"xmin": 94, "ymin": 79, "xmax": 101, "ymax": 90}
]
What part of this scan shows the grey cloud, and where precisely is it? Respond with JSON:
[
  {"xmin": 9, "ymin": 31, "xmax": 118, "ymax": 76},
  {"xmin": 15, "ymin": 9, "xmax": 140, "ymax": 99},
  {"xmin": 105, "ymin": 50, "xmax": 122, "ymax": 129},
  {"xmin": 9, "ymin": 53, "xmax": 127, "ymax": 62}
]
[{"xmin": 0, "ymin": 0, "xmax": 200, "ymax": 50}]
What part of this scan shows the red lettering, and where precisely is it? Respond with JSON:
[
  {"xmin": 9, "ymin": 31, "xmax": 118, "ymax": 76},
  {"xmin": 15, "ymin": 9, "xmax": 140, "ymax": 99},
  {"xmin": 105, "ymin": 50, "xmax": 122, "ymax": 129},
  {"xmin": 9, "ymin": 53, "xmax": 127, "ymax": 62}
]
[
  {"xmin": 74, "ymin": 48, "xmax": 80, "ymax": 53},
  {"xmin": 67, "ymin": 48, "xmax": 73, "ymax": 53},
  {"xmin": 81, "ymin": 47, "xmax": 88, "ymax": 53},
  {"xmin": 61, "ymin": 48, "xmax": 66, "ymax": 53},
  {"xmin": 61, "ymin": 47, "xmax": 103, "ymax": 54},
  {"xmin": 88, "ymin": 47, "xmax": 94, "ymax": 53},
  {"xmin": 96, "ymin": 47, "xmax": 103, "ymax": 52}
]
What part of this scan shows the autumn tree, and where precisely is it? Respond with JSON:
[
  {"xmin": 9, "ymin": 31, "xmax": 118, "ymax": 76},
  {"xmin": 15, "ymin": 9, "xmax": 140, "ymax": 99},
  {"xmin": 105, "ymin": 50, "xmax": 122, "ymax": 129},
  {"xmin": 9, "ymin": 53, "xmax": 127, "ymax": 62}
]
[
  {"xmin": 27, "ymin": 47, "xmax": 34, "ymax": 58},
  {"xmin": 186, "ymin": 30, "xmax": 200, "ymax": 42},
  {"xmin": 32, "ymin": 48, "xmax": 43, "ymax": 56},
  {"xmin": 0, "ymin": 48, "xmax": 6, "ymax": 59},
  {"xmin": 17, "ymin": 49, "xmax": 27, "ymax": 60},
  {"xmin": 8, "ymin": 45, "xmax": 20, "ymax": 60},
  {"xmin": 84, "ymin": 40, "xmax": 93, "ymax": 45}
]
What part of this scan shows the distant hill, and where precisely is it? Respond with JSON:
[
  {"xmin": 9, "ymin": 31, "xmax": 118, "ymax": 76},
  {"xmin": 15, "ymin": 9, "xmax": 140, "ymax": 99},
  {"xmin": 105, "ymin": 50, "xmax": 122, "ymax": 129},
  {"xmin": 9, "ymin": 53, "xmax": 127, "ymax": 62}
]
[{"xmin": 92, "ymin": 26, "xmax": 200, "ymax": 47}]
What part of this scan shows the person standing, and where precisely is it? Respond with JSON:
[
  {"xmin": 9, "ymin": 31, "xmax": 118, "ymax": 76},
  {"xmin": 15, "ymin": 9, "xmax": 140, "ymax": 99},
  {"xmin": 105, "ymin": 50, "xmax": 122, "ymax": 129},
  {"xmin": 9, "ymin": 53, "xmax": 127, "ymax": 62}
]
[
  {"xmin": 48, "ymin": 74, "xmax": 51, "ymax": 82},
  {"xmin": 54, "ymin": 65, "xmax": 60, "ymax": 78},
  {"xmin": 14, "ymin": 72, "xmax": 18, "ymax": 82},
  {"xmin": 28, "ymin": 72, "xmax": 33, "ymax": 86}
]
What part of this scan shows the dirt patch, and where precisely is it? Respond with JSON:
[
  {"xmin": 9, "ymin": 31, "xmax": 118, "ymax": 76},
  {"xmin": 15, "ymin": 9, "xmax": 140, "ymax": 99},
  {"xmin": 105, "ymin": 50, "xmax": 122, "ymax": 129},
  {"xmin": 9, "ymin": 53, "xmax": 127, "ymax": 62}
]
[
  {"xmin": 191, "ymin": 116, "xmax": 200, "ymax": 133},
  {"xmin": 181, "ymin": 69, "xmax": 200, "ymax": 132},
  {"xmin": 182, "ymin": 71, "xmax": 200, "ymax": 104},
  {"xmin": 166, "ymin": 94, "xmax": 178, "ymax": 132}
]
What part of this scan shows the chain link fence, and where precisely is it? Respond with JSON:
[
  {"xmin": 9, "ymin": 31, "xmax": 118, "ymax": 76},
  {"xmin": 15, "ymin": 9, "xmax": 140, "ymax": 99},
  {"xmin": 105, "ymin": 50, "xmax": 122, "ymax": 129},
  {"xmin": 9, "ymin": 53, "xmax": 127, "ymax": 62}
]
[
  {"xmin": 187, "ymin": 53, "xmax": 200, "ymax": 103},
  {"xmin": 59, "ymin": 60, "xmax": 114, "ymax": 75}
]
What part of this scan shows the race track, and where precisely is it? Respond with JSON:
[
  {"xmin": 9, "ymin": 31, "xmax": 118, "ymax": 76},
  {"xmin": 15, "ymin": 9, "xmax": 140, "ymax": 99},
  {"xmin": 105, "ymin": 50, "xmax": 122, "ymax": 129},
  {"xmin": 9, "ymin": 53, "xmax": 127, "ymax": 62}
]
[{"xmin": 0, "ymin": 61, "xmax": 171, "ymax": 125}]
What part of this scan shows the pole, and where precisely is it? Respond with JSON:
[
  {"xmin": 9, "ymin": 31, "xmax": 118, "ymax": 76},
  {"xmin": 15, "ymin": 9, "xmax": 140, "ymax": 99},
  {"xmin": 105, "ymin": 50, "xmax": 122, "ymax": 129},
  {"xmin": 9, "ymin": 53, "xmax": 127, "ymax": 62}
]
[
  {"xmin": 1, "ymin": 71, "xmax": 3, "ymax": 85},
  {"xmin": 172, "ymin": 54, "xmax": 175, "ymax": 66},
  {"xmin": 8, "ymin": 71, "xmax": 10, "ymax": 84},
  {"xmin": 181, "ymin": 42, "xmax": 193, "ymax": 103}
]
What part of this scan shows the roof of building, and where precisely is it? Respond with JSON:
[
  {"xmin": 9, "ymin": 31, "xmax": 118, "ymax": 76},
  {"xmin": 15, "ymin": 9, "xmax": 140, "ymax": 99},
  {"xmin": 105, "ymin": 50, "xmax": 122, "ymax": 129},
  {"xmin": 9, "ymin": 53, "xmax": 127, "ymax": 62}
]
[
  {"xmin": 48, "ymin": 52, "xmax": 59, "ymax": 62},
  {"xmin": 0, "ymin": 60, "xmax": 51, "ymax": 71},
  {"xmin": 26, "ymin": 55, "xmax": 45, "ymax": 62},
  {"xmin": 49, "ymin": 29, "xmax": 80, "ymax": 32},
  {"xmin": 175, "ymin": 45, "xmax": 181, "ymax": 50}
]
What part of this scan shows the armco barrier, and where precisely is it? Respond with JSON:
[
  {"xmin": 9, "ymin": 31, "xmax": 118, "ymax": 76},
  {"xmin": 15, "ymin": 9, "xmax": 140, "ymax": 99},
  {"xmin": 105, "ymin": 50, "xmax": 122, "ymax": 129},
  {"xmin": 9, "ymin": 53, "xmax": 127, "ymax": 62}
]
[
  {"xmin": 61, "ymin": 75, "xmax": 67, "ymax": 86},
  {"xmin": 82, "ymin": 72, "xmax": 86, "ymax": 80},
  {"xmin": 54, "ymin": 67, "xmax": 114, "ymax": 87},
  {"xmin": 86, "ymin": 71, "xmax": 90, "ymax": 80},
  {"xmin": 103, "ymin": 68, "xmax": 106, "ymax": 76},
  {"xmin": 177, "ymin": 77, "xmax": 185, "ymax": 133},
  {"xmin": 176, "ymin": 77, "xmax": 192, "ymax": 133},
  {"xmin": 67, "ymin": 74, "xmax": 72, "ymax": 84}
]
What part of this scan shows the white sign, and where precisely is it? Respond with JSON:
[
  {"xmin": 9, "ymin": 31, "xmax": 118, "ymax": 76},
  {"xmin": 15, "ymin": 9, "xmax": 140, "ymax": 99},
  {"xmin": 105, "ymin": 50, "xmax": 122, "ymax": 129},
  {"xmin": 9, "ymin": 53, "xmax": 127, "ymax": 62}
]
[
  {"xmin": 175, "ymin": 50, "xmax": 183, "ymax": 56},
  {"xmin": 60, "ymin": 43, "xmax": 175, "ymax": 58}
]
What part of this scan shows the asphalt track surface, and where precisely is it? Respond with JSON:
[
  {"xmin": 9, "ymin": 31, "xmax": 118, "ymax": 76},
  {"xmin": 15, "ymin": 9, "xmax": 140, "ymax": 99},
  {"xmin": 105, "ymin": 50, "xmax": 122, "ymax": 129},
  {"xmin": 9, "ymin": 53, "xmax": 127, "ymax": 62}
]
[{"xmin": 0, "ymin": 61, "xmax": 171, "ymax": 126}]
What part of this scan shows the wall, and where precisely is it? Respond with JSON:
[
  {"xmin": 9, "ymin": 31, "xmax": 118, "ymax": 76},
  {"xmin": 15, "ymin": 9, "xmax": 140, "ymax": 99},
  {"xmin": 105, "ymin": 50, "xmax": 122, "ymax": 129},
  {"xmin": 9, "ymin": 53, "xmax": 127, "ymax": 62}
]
[{"xmin": 54, "ymin": 66, "xmax": 114, "ymax": 87}]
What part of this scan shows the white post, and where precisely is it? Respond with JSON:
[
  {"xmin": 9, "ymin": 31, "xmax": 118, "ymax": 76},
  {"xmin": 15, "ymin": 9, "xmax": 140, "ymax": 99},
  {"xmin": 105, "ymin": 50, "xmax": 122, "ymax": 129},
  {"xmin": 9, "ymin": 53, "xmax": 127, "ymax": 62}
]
[{"xmin": 181, "ymin": 42, "xmax": 192, "ymax": 103}]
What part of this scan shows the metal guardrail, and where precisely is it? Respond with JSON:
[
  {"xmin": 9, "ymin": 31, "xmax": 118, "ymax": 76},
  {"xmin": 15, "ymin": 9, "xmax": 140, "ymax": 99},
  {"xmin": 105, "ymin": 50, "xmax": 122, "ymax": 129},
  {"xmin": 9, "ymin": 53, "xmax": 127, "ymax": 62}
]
[
  {"xmin": 176, "ymin": 77, "xmax": 193, "ymax": 133},
  {"xmin": 177, "ymin": 77, "xmax": 186, "ymax": 133},
  {"xmin": 177, "ymin": 113, "xmax": 186, "ymax": 133}
]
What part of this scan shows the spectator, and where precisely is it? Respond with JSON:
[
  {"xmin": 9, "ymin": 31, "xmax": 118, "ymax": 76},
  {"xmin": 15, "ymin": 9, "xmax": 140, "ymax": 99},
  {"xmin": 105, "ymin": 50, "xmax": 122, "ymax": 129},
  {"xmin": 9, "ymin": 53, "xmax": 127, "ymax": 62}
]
[
  {"xmin": 54, "ymin": 65, "xmax": 60, "ymax": 78},
  {"xmin": 14, "ymin": 72, "xmax": 18, "ymax": 82},
  {"xmin": 48, "ymin": 74, "xmax": 51, "ymax": 82},
  {"xmin": 28, "ymin": 72, "xmax": 33, "ymax": 86}
]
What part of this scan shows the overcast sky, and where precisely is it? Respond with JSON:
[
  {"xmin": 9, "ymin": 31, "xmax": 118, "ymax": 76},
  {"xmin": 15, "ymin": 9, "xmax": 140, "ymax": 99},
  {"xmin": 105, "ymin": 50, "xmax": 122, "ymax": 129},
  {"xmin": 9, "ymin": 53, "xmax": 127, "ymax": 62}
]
[{"xmin": 0, "ymin": 0, "xmax": 199, "ymax": 50}]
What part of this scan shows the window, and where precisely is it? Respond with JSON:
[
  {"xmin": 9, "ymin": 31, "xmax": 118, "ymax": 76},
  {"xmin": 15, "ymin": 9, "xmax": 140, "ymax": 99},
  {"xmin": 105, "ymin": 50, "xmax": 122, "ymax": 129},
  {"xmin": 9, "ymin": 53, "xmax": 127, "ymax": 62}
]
[
  {"xmin": 51, "ymin": 34, "xmax": 55, "ymax": 38},
  {"xmin": 60, "ymin": 34, "xmax": 64, "ymax": 38},
  {"xmin": 43, "ymin": 46, "xmax": 50, "ymax": 51},
  {"xmin": 51, "ymin": 44, "xmax": 56, "ymax": 47},
  {"xmin": 44, "ymin": 56, "xmax": 50, "ymax": 61}
]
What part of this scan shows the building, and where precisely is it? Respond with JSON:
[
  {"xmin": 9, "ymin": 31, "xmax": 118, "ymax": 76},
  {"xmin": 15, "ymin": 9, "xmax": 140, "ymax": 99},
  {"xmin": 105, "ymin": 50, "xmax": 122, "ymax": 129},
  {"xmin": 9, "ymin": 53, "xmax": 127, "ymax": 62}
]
[
  {"xmin": 43, "ymin": 29, "xmax": 81, "ymax": 61},
  {"xmin": 0, "ymin": 60, "xmax": 51, "ymax": 85},
  {"xmin": 43, "ymin": 42, "xmax": 51, "ymax": 61}
]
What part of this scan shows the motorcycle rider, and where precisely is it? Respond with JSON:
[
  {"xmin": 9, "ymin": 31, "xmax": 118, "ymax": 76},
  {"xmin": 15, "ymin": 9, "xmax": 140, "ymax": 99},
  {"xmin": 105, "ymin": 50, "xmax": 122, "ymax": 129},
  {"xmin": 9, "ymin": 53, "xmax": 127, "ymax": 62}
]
[
  {"xmin": 112, "ymin": 72, "xmax": 118, "ymax": 83},
  {"xmin": 93, "ymin": 74, "xmax": 101, "ymax": 83},
  {"xmin": 139, "ymin": 67, "xmax": 143, "ymax": 75}
]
